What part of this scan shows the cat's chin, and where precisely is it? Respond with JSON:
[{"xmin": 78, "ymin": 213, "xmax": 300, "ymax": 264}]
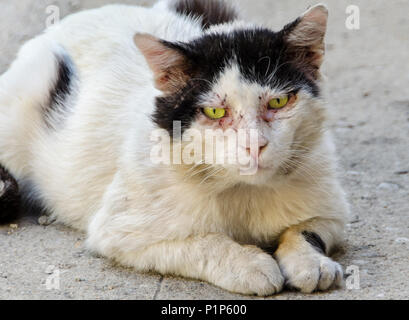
[{"xmin": 227, "ymin": 166, "xmax": 278, "ymax": 187}]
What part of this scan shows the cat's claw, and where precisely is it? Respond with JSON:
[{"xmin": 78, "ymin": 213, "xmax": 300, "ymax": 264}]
[
  {"xmin": 278, "ymin": 253, "xmax": 343, "ymax": 293},
  {"xmin": 216, "ymin": 247, "xmax": 284, "ymax": 296}
]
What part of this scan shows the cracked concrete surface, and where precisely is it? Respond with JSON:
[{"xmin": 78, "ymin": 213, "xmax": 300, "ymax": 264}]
[{"xmin": 0, "ymin": 0, "xmax": 408, "ymax": 300}]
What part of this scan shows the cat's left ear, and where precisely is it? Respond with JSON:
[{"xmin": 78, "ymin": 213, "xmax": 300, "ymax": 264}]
[
  {"xmin": 134, "ymin": 33, "xmax": 193, "ymax": 93},
  {"xmin": 282, "ymin": 4, "xmax": 328, "ymax": 79}
]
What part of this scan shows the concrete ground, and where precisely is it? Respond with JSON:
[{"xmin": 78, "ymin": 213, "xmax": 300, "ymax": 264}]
[{"xmin": 0, "ymin": 0, "xmax": 408, "ymax": 300}]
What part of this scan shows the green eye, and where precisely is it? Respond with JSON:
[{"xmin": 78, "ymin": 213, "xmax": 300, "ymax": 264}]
[
  {"xmin": 268, "ymin": 95, "xmax": 289, "ymax": 109},
  {"xmin": 203, "ymin": 107, "xmax": 226, "ymax": 119}
]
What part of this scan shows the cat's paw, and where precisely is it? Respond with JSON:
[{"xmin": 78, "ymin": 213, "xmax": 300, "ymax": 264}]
[
  {"xmin": 217, "ymin": 246, "xmax": 284, "ymax": 296},
  {"xmin": 277, "ymin": 251, "xmax": 343, "ymax": 293}
]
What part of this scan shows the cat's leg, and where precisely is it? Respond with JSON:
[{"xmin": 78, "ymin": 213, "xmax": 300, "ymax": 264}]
[
  {"xmin": 86, "ymin": 177, "xmax": 284, "ymax": 296},
  {"xmin": 274, "ymin": 217, "xmax": 345, "ymax": 293},
  {"xmin": 89, "ymin": 230, "xmax": 284, "ymax": 296}
]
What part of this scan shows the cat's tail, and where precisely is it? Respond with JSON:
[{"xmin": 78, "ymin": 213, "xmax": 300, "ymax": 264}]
[{"xmin": 155, "ymin": 0, "xmax": 239, "ymax": 29}]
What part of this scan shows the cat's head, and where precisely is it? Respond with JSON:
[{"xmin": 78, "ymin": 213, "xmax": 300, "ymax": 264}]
[{"xmin": 135, "ymin": 4, "xmax": 328, "ymax": 187}]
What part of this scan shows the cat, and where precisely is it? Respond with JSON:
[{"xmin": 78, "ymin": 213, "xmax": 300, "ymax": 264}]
[{"xmin": 0, "ymin": 0, "xmax": 349, "ymax": 295}]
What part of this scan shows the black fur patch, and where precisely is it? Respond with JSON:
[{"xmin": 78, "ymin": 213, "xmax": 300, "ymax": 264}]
[
  {"xmin": 153, "ymin": 55, "xmax": 211, "ymax": 135},
  {"xmin": 44, "ymin": 54, "xmax": 74, "ymax": 128},
  {"xmin": 172, "ymin": 0, "xmax": 238, "ymax": 29},
  {"xmin": 262, "ymin": 241, "xmax": 279, "ymax": 256},
  {"xmin": 153, "ymin": 27, "xmax": 320, "ymax": 135},
  {"xmin": 302, "ymin": 231, "xmax": 326, "ymax": 254},
  {"xmin": 0, "ymin": 165, "xmax": 21, "ymax": 224}
]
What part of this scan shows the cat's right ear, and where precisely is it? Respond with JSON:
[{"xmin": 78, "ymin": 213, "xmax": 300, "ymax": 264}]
[
  {"xmin": 134, "ymin": 33, "xmax": 192, "ymax": 93},
  {"xmin": 281, "ymin": 4, "xmax": 328, "ymax": 79}
]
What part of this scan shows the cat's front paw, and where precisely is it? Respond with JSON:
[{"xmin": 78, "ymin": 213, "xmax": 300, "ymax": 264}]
[
  {"xmin": 216, "ymin": 246, "xmax": 284, "ymax": 296},
  {"xmin": 277, "ymin": 251, "xmax": 343, "ymax": 293}
]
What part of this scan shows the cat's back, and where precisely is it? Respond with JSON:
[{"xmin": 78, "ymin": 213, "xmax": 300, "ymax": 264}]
[{"xmin": 44, "ymin": 4, "xmax": 202, "ymax": 78}]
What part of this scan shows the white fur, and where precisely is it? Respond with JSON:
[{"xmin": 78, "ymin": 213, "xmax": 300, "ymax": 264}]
[{"xmin": 0, "ymin": 1, "xmax": 349, "ymax": 295}]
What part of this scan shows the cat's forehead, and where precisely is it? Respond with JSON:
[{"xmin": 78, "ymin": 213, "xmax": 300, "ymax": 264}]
[
  {"xmin": 198, "ymin": 64, "xmax": 285, "ymax": 108},
  {"xmin": 185, "ymin": 29, "xmax": 318, "ymax": 96}
]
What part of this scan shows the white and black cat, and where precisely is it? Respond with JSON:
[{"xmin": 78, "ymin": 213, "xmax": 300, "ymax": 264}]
[{"xmin": 0, "ymin": 0, "xmax": 349, "ymax": 295}]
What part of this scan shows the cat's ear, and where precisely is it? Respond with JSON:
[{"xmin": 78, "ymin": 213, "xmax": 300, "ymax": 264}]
[
  {"xmin": 282, "ymin": 4, "xmax": 328, "ymax": 79},
  {"xmin": 134, "ymin": 33, "xmax": 192, "ymax": 93}
]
